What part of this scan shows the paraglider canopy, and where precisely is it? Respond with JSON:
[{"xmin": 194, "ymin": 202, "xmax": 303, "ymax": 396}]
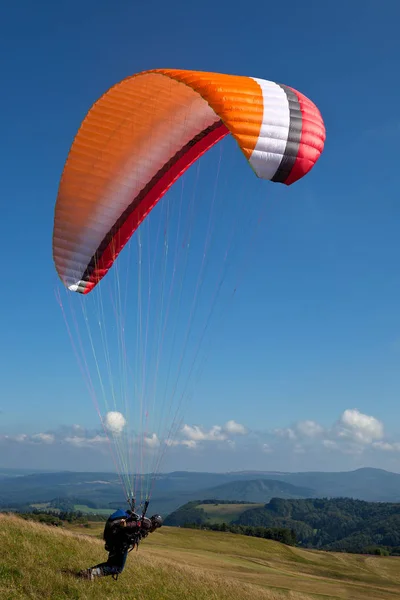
[{"xmin": 53, "ymin": 68, "xmax": 325, "ymax": 295}]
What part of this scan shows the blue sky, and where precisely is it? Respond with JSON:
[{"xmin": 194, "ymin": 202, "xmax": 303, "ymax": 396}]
[{"xmin": 1, "ymin": 0, "xmax": 400, "ymax": 473}]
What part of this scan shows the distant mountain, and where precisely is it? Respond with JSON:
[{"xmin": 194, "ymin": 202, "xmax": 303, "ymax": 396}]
[
  {"xmin": 0, "ymin": 471, "xmax": 124, "ymax": 508},
  {"xmin": 0, "ymin": 468, "xmax": 51, "ymax": 480},
  {"xmin": 246, "ymin": 468, "xmax": 400, "ymax": 502},
  {"xmin": 2, "ymin": 467, "xmax": 400, "ymax": 516},
  {"xmin": 199, "ymin": 479, "xmax": 315, "ymax": 503}
]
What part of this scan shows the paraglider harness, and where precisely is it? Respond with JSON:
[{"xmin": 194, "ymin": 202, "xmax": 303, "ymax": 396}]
[{"xmin": 102, "ymin": 499, "xmax": 151, "ymax": 580}]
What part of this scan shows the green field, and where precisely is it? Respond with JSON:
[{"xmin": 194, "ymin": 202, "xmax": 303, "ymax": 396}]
[
  {"xmin": 2, "ymin": 513, "xmax": 400, "ymax": 600},
  {"xmin": 196, "ymin": 502, "xmax": 264, "ymax": 524},
  {"xmin": 73, "ymin": 505, "xmax": 112, "ymax": 515}
]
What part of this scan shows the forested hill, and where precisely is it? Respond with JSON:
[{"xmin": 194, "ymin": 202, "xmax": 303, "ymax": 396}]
[
  {"xmin": 200, "ymin": 478, "xmax": 314, "ymax": 502},
  {"xmin": 166, "ymin": 497, "xmax": 400, "ymax": 555},
  {"xmin": 235, "ymin": 497, "xmax": 400, "ymax": 554}
]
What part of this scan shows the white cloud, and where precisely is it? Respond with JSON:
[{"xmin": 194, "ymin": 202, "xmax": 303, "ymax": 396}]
[
  {"xmin": 143, "ymin": 433, "xmax": 160, "ymax": 448},
  {"xmin": 337, "ymin": 409, "xmax": 384, "ymax": 445},
  {"xmin": 168, "ymin": 419, "xmax": 248, "ymax": 450},
  {"xmin": 181, "ymin": 424, "xmax": 227, "ymax": 442},
  {"xmin": 372, "ymin": 441, "xmax": 400, "ymax": 452},
  {"xmin": 272, "ymin": 420, "xmax": 324, "ymax": 442},
  {"xmin": 224, "ymin": 420, "xmax": 247, "ymax": 435},
  {"xmin": 296, "ymin": 420, "xmax": 324, "ymax": 438},
  {"xmin": 32, "ymin": 433, "xmax": 55, "ymax": 444},
  {"xmin": 104, "ymin": 411, "xmax": 126, "ymax": 435},
  {"xmin": 165, "ymin": 439, "xmax": 178, "ymax": 447},
  {"xmin": 322, "ymin": 439, "xmax": 338, "ymax": 450},
  {"xmin": 0, "ymin": 426, "xmax": 110, "ymax": 449},
  {"xmin": 263, "ymin": 410, "xmax": 392, "ymax": 459},
  {"xmin": 273, "ymin": 427, "xmax": 296, "ymax": 440},
  {"xmin": 262, "ymin": 443, "xmax": 272, "ymax": 453},
  {"xmin": 64, "ymin": 435, "xmax": 107, "ymax": 447},
  {"xmin": 3, "ymin": 407, "xmax": 400, "ymax": 471},
  {"xmin": 165, "ymin": 438, "xmax": 197, "ymax": 449},
  {"xmin": 1, "ymin": 418, "xmax": 248, "ymax": 456},
  {"xmin": 13, "ymin": 434, "xmax": 28, "ymax": 443},
  {"xmin": 182, "ymin": 440, "xmax": 197, "ymax": 449}
]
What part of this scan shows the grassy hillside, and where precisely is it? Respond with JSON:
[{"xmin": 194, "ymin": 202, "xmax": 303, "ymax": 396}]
[{"xmin": 2, "ymin": 514, "xmax": 400, "ymax": 600}]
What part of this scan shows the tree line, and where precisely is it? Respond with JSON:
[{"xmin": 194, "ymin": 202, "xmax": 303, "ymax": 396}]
[{"xmin": 14, "ymin": 509, "xmax": 106, "ymax": 527}]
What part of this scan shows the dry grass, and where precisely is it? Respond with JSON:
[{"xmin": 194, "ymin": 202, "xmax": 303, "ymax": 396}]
[{"xmin": 1, "ymin": 514, "xmax": 400, "ymax": 600}]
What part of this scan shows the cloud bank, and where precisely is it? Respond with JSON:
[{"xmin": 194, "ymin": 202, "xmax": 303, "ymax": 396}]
[{"xmin": 2, "ymin": 408, "xmax": 400, "ymax": 472}]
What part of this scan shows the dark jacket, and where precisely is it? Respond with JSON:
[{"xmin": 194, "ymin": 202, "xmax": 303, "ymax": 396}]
[{"xmin": 103, "ymin": 510, "xmax": 156, "ymax": 552}]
